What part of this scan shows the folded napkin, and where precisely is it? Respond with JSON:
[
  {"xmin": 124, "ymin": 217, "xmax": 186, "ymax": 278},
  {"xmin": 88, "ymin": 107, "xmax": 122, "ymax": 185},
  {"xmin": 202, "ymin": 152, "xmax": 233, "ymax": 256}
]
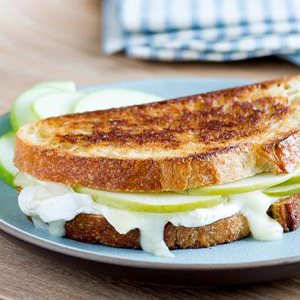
[{"xmin": 103, "ymin": 0, "xmax": 300, "ymax": 65}]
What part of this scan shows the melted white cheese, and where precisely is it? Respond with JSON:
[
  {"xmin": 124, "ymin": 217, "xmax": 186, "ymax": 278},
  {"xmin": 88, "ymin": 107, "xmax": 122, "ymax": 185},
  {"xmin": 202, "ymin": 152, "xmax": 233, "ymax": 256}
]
[
  {"xmin": 17, "ymin": 175, "xmax": 284, "ymax": 257},
  {"xmin": 230, "ymin": 192, "xmax": 283, "ymax": 240},
  {"xmin": 18, "ymin": 180, "xmax": 239, "ymax": 257}
]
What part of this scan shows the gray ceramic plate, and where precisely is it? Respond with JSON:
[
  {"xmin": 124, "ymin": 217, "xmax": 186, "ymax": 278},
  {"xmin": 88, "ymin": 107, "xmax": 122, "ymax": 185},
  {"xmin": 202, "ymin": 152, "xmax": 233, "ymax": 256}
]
[{"xmin": 1, "ymin": 78, "xmax": 300, "ymax": 285}]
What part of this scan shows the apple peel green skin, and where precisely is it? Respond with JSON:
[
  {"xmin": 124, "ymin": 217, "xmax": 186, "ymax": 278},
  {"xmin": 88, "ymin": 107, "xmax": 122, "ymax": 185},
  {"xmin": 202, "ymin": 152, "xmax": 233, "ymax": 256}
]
[
  {"xmin": 74, "ymin": 89, "xmax": 164, "ymax": 113},
  {"xmin": 184, "ymin": 170, "xmax": 300, "ymax": 196},
  {"xmin": 276, "ymin": 175, "xmax": 300, "ymax": 186},
  {"xmin": 75, "ymin": 187, "xmax": 227, "ymax": 213},
  {"xmin": 0, "ymin": 132, "xmax": 18, "ymax": 186},
  {"xmin": 264, "ymin": 183, "xmax": 300, "ymax": 197}
]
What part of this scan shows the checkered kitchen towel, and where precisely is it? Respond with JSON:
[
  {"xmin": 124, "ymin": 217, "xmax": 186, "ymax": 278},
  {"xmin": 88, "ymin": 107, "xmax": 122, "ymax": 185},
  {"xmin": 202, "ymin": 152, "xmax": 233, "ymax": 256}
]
[{"xmin": 102, "ymin": 0, "xmax": 300, "ymax": 65}]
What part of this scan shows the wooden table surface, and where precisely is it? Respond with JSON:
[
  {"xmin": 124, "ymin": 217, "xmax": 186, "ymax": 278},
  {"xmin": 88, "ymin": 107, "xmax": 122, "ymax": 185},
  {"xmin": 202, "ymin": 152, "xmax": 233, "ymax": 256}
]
[{"xmin": 1, "ymin": 1, "xmax": 300, "ymax": 299}]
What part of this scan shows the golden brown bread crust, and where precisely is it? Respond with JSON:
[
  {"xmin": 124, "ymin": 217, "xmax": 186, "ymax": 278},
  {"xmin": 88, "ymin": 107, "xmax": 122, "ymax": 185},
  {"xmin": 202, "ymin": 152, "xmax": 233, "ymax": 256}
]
[
  {"xmin": 64, "ymin": 194, "xmax": 300, "ymax": 249},
  {"xmin": 268, "ymin": 194, "xmax": 300, "ymax": 231},
  {"xmin": 65, "ymin": 213, "xmax": 250, "ymax": 249},
  {"xmin": 14, "ymin": 76, "xmax": 300, "ymax": 192}
]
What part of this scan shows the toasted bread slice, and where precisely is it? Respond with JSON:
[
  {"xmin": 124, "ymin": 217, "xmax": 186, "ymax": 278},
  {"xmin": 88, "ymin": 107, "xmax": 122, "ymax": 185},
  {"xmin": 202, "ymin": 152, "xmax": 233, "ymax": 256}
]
[
  {"xmin": 15, "ymin": 76, "xmax": 300, "ymax": 192},
  {"xmin": 65, "ymin": 213, "xmax": 249, "ymax": 249},
  {"xmin": 64, "ymin": 194, "xmax": 300, "ymax": 249}
]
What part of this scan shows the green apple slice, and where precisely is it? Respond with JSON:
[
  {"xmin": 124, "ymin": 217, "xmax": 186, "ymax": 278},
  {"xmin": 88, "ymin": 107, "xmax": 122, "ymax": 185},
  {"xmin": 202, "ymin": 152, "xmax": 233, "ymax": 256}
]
[
  {"xmin": 185, "ymin": 171, "xmax": 300, "ymax": 196},
  {"xmin": 32, "ymin": 91, "xmax": 84, "ymax": 119},
  {"xmin": 10, "ymin": 87, "xmax": 60, "ymax": 131},
  {"xmin": 10, "ymin": 81, "xmax": 77, "ymax": 131},
  {"xmin": 264, "ymin": 183, "xmax": 300, "ymax": 197},
  {"xmin": 74, "ymin": 89, "xmax": 164, "ymax": 113},
  {"xmin": 275, "ymin": 175, "xmax": 300, "ymax": 186},
  {"xmin": 0, "ymin": 132, "xmax": 18, "ymax": 186},
  {"xmin": 34, "ymin": 81, "xmax": 76, "ymax": 92},
  {"xmin": 75, "ymin": 187, "xmax": 226, "ymax": 213}
]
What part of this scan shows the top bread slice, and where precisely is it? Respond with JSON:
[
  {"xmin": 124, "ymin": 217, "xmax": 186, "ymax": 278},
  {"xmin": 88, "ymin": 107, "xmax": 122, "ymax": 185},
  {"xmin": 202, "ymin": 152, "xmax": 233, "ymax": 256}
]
[{"xmin": 14, "ymin": 76, "xmax": 300, "ymax": 192}]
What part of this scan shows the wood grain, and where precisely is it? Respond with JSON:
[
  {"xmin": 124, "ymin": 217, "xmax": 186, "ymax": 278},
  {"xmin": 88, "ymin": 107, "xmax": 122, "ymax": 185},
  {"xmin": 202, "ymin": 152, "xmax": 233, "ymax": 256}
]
[{"xmin": 1, "ymin": 0, "xmax": 300, "ymax": 299}]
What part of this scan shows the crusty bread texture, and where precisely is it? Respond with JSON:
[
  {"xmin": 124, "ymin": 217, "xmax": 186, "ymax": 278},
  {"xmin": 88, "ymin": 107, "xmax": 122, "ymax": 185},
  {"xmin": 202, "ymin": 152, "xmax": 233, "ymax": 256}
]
[
  {"xmin": 64, "ymin": 194, "xmax": 300, "ymax": 249},
  {"xmin": 15, "ymin": 76, "xmax": 300, "ymax": 192},
  {"xmin": 65, "ymin": 213, "xmax": 249, "ymax": 249}
]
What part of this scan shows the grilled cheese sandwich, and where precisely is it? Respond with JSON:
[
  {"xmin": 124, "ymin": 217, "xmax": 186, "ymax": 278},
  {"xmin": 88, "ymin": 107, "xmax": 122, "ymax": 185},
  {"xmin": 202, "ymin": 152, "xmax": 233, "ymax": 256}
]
[{"xmin": 13, "ymin": 76, "xmax": 300, "ymax": 257}]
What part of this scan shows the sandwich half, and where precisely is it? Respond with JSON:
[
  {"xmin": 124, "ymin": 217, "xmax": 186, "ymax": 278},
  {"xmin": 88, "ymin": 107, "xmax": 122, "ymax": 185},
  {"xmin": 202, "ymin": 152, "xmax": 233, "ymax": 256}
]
[{"xmin": 13, "ymin": 76, "xmax": 300, "ymax": 257}]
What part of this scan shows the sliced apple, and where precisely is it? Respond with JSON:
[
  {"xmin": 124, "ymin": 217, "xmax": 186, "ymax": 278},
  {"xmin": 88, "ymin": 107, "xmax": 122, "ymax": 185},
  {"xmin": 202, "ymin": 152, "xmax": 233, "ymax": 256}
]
[
  {"xmin": 32, "ymin": 91, "xmax": 83, "ymax": 119},
  {"xmin": 264, "ymin": 183, "xmax": 300, "ymax": 197},
  {"xmin": 0, "ymin": 132, "xmax": 18, "ymax": 186},
  {"xmin": 185, "ymin": 171, "xmax": 300, "ymax": 196},
  {"xmin": 75, "ymin": 187, "xmax": 226, "ymax": 213},
  {"xmin": 276, "ymin": 175, "xmax": 300, "ymax": 186},
  {"xmin": 74, "ymin": 89, "xmax": 164, "ymax": 113},
  {"xmin": 10, "ymin": 81, "xmax": 77, "ymax": 131},
  {"xmin": 34, "ymin": 81, "xmax": 76, "ymax": 92},
  {"xmin": 10, "ymin": 87, "xmax": 59, "ymax": 131}
]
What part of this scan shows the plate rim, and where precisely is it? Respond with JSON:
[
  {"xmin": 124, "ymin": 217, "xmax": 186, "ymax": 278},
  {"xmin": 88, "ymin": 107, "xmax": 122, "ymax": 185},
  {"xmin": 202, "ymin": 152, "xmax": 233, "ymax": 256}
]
[
  {"xmin": 2, "ymin": 77, "xmax": 300, "ymax": 272},
  {"xmin": 1, "ymin": 216, "xmax": 300, "ymax": 271}
]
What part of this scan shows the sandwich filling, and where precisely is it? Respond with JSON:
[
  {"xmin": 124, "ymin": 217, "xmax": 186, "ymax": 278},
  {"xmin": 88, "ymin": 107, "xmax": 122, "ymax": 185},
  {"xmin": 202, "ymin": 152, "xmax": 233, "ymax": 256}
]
[{"xmin": 17, "ymin": 173, "xmax": 285, "ymax": 257}]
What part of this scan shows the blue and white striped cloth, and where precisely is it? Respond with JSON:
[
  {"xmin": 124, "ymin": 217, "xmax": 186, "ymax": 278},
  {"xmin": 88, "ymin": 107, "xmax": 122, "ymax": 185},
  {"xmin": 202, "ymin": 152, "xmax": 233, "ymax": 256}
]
[{"xmin": 102, "ymin": 0, "xmax": 300, "ymax": 65}]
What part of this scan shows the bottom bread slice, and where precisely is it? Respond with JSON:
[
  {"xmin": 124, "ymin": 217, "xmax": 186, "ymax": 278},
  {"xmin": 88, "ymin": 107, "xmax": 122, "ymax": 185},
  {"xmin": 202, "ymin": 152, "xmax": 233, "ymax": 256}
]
[
  {"xmin": 65, "ymin": 213, "xmax": 249, "ymax": 249},
  {"xmin": 64, "ymin": 194, "xmax": 300, "ymax": 249}
]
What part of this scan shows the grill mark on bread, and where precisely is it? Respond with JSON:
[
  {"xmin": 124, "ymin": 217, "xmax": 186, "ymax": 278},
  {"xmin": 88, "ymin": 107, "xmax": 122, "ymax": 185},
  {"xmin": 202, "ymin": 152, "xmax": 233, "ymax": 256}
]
[
  {"xmin": 58, "ymin": 129, "xmax": 181, "ymax": 147},
  {"xmin": 55, "ymin": 97, "xmax": 290, "ymax": 149}
]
